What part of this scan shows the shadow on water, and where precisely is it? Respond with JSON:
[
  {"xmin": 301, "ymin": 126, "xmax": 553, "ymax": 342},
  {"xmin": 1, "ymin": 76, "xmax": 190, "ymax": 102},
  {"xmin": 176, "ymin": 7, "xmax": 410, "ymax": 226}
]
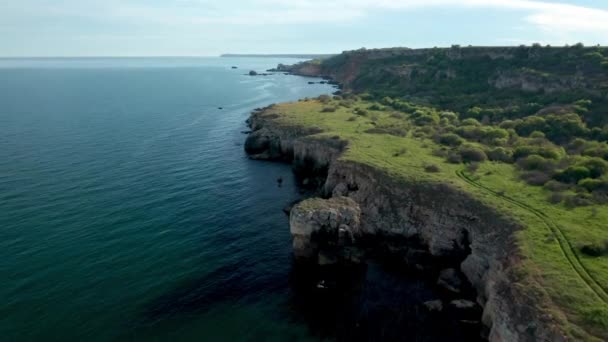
[
  {"xmin": 287, "ymin": 261, "xmax": 484, "ymax": 342},
  {"xmin": 130, "ymin": 254, "xmax": 483, "ymax": 341},
  {"xmin": 139, "ymin": 261, "xmax": 288, "ymax": 325}
]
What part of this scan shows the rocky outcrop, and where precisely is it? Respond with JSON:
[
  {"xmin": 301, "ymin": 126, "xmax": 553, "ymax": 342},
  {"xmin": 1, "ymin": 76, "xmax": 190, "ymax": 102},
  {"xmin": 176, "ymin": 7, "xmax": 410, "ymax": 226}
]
[
  {"xmin": 244, "ymin": 109, "xmax": 569, "ymax": 342},
  {"xmin": 289, "ymin": 197, "xmax": 361, "ymax": 261}
]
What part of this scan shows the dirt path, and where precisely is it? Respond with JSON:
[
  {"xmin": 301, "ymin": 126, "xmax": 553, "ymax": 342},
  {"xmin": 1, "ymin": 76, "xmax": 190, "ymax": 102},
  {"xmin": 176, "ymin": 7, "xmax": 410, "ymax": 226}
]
[{"xmin": 456, "ymin": 169, "xmax": 608, "ymax": 304}]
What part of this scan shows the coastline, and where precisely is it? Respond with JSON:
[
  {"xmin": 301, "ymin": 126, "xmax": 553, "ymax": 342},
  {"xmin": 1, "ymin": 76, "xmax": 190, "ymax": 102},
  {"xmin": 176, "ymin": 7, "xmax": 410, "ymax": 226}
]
[{"xmin": 243, "ymin": 101, "xmax": 571, "ymax": 341}]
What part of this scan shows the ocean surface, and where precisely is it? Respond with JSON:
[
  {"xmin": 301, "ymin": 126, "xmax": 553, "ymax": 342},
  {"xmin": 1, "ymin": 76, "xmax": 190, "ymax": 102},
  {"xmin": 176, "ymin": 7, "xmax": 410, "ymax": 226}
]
[{"xmin": 0, "ymin": 57, "xmax": 478, "ymax": 341}]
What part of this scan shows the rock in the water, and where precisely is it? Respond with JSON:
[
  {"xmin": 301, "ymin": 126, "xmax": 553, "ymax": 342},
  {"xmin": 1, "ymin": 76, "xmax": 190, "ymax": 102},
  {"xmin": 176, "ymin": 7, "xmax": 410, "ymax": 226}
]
[
  {"xmin": 450, "ymin": 299, "xmax": 477, "ymax": 310},
  {"xmin": 449, "ymin": 299, "xmax": 482, "ymax": 319},
  {"xmin": 289, "ymin": 196, "xmax": 361, "ymax": 260},
  {"xmin": 318, "ymin": 250, "xmax": 338, "ymax": 265},
  {"xmin": 437, "ymin": 268, "xmax": 463, "ymax": 293},
  {"xmin": 423, "ymin": 300, "xmax": 443, "ymax": 312},
  {"xmin": 249, "ymin": 70, "xmax": 258, "ymax": 76}
]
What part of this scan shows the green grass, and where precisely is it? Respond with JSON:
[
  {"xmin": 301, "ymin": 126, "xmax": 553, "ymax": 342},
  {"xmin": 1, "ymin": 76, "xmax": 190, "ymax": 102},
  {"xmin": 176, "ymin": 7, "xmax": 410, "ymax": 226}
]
[{"xmin": 262, "ymin": 98, "xmax": 608, "ymax": 341}]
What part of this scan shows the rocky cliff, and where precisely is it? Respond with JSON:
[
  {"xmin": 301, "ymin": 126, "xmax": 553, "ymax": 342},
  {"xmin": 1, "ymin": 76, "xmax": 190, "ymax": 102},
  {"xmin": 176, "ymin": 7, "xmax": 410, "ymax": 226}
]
[
  {"xmin": 245, "ymin": 108, "xmax": 568, "ymax": 342},
  {"xmin": 280, "ymin": 46, "xmax": 608, "ymax": 115}
]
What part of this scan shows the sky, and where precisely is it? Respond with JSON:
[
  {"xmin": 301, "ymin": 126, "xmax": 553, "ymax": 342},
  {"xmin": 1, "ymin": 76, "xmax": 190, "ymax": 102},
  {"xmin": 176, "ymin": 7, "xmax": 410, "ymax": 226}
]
[{"xmin": 1, "ymin": 0, "xmax": 608, "ymax": 57}]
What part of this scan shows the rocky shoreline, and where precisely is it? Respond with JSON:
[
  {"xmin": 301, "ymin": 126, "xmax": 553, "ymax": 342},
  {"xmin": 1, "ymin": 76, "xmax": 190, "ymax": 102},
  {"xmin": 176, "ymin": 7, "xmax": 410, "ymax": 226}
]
[{"xmin": 244, "ymin": 105, "xmax": 567, "ymax": 341}]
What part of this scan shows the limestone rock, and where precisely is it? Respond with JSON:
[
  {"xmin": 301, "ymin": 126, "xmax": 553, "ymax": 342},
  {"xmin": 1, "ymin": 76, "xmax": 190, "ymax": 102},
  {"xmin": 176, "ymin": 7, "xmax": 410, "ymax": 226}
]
[
  {"xmin": 437, "ymin": 268, "xmax": 463, "ymax": 294},
  {"xmin": 289, "ymin": 196, "xmax": 361, "ymax": 260},
  {"xmin": 423, "ymin": 300, "xmax": 443, "ymax": 312}
]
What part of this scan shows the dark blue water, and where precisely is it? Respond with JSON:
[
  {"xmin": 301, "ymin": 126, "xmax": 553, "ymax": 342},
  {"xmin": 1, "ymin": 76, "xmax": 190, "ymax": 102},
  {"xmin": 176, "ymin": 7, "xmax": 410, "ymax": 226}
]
[{"xmin": 0, "ymin": 58, "xmax": 337, "ymax": 341}]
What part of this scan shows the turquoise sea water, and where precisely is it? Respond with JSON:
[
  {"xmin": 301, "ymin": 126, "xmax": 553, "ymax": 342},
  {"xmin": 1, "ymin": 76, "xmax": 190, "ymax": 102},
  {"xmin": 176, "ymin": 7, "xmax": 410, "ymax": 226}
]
[{"xmin": 0, "ymin": 57, "xmax": 480, "ymax": 342}]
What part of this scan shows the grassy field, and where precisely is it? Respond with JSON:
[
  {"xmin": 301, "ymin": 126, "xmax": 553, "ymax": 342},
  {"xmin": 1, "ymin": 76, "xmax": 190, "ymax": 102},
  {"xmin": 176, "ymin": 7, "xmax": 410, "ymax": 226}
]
[{"xmin": 261, "ymin": 97, "xmax": 608, "ymax": 340}]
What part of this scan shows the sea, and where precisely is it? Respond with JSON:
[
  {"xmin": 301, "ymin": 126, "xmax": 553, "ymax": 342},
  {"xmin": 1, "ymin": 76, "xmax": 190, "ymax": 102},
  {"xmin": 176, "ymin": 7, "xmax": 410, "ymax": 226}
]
[{"xmin": 0, "ymin": 57, "xmax": 479, "ymax": 341}]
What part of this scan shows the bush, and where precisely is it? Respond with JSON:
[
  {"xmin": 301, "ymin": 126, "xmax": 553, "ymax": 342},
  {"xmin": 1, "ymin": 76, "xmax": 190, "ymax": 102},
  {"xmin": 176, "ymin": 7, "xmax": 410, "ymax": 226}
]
[
  {"xmin": 580, "ymin": 241, "xmax": 608, "ymax": 257},
  {"xmin": 466, "ymin": 162, "xmax": 480, "ymax": 173},
  {"xmin": 447, "ymin": 151, "xmax": 463, "ymax": 163},
  {"xmin": 487, "ymin": 147, "xmax": 513, "ymax": 163},
  {"xmin": 339, "ymin": 100, "xmax": 355, "ymax": 108},
  {"xmin": 516, "ymin": 155, "xmax": 556, "ymax": 172},
  {"xmin": 353, "ymin": 108, "xmax": 368, "ymax": 116},
  {"xmin": 412, "ymin": 112, "xmax": 439, "ymax": 126},
  {"xmin": 439, "ymin": 133, "xmax": 464, "ymax": 147},
  {"xmin": 548, "ymin": 192, "xmax": 565, "ymax": 204},
  {"xmin": 578, "ymin": 178, "xmax": 608, "ymax": 192},
  {"xmin": 580, "ymin": 158, "xmax": 608, "ymax": 178},
  {"xmin": 461, "ymin": 118, "xmax": 481, "ymax": 126},
  {"xmin": 321, "ymin": 106, "xmax": 337, "ymax": 113},
  {"xmin": 368, "ymin": 104, "xmax": 385, "ymax": 111},
  {"xmin": 513, "ymin": 145, "xmax": 562, "ymax": 160},
  {"xmin": 390, "ymin": 112, "xmax": 405, "ymax": 120},
  {"xmin": 458, "ymin": 145, "xmax": 487, "ymax": 163},
  {"xmin": 555, "ymin": 166, "xmax": 591, "ymax": 184},
  {"xmin": 530, "ymin": 131, "xmax": 546, "ymax": 139},
  {"xmin": 521, "ymin": 171, "xmax": 552, "ymax": 186},
  {"xmin": 424, "ymin": 164, "xmax": 441, "ymax": 173},
  {"xmin": 544, "ymin": 180, "xmax": 570, "ymax": 192},
  {"xmin": 432, "ymin": 148, "xmax": 449, "ymax": 158},
  {"xmin": 564, "ymin": 193, "xmax": 594, "ymax": 207},
  {"xmin": 318, "ymin": 94, "xmax": 331, "ymax": 104}
]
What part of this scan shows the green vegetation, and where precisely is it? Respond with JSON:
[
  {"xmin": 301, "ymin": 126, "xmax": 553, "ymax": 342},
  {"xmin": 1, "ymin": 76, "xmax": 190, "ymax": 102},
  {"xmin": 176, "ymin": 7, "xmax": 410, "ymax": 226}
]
[{"xmin": 260, "ymin": 92, "xmax": 608, "ymax": 340}]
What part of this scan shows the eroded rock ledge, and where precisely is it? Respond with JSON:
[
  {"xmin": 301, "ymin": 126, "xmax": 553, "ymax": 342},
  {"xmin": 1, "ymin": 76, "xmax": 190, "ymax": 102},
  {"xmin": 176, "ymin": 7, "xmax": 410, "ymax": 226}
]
[{"xmin": 244, "ymin": 107, "xmax": 567, "ymax": 342}]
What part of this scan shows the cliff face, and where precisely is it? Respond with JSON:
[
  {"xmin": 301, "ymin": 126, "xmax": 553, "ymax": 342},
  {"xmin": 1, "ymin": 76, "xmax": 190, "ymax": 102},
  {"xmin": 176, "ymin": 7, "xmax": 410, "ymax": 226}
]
[{"xmin": 245, "ymin": 110, "xmax": 567, "ymax": 342}]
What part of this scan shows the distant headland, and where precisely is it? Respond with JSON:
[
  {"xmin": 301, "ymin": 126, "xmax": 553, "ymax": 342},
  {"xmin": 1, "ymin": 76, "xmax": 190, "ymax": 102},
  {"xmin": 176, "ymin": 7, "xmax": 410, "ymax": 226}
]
[{"xmin": 220, "ymin": 53, "xmax": 335, "ymax": 59}]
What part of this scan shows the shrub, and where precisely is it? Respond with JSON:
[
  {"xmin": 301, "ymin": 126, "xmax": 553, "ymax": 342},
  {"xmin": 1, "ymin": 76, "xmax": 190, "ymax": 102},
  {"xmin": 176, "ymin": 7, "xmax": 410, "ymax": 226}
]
[
  {"xmin": 521, "ymin": 171, "xmax": 552, "ymax": 186},
  {"xmin": 353, "ymin": 108, "xmax": 368, "ymax": 116},
  {"xmin": 332, "ymin": 95, "xmax": 343, "ymax": 101},
  {"xmin": 318, "ymin": 94, "xmax": 331, "ymax": 104},
  {"xmin": 339, "ymin": 100, "xmax": 354, "ymax": 108},
  {"xmin": 439, "ymin": 133, "xmax": 464, "ymax": 147},
  {"xmin": 544, "ymin": 180, "xmax": 570, "ymax": 192},
  {"xmin": 513, "ymin": 145, "xmax": 562, "ymax": 160},
  {"xmin": 432, "ymin": 148, "xmax": 449, "ymax": 158},
  {"xmin": 459, "ymin": 145, "xmax": 487, "ymax": 163},
  {"xmin": 321, "ymin": 106, "xmax": 337, "ymax": 113},
  {"xmin": 466, "ymin": 162, "xmax": 480, "ymax": 173},
  {"xmin": 368, "ymin": 104, "xmax": 385, "ymax": 111},
  {"xmin": 555, "ymin": 166, "xmax": 591, "ymax": 184},
  {"xmin": 564, "ymin": 193, "xmax": 594, "ymax": 207},
  {"xmin": 412, "ymin": 112, "xmax": 439, "ymax": 126},
  {"xmin": 530, "ymin": 131, "xmax": 546, "ymax": 139},
  {"xmin": 548, "ymin": 192, "xmax": 565, "ymax": 204},
  {"xmin": 447, "ymin": 151, "xmax": 463, "ymax": 163},
  {"xmin": 578, "ymin": 178, "xmax": 608, "ymax": 192},
  {"xmin": 516, "ymin": 155, "xmax": 556, "ymax": 172},
  {"xmin": 487, "ymin": 147, "xmax": 513, "ymax": 163},
  {"xmin": 440, "ymin": 111, "xmax": 458, "ymax": 123},
  {"xmin": 580, "ymin": 241, "xmax": 608, "ymax": 257},
  {"xmin": 390, "ymin": 112, "xmax": 405, "ymax": 120},
  {"xmin": 499, "ymin": 120, "xmax": 517, "ymax": 129},
  {"xmin": 461, "ymin": 118, "xmax": 481, "ymax": 126},
  {"xmin": 580, "ymin": 158, "xmax": 608, "ymax": 178},
  {"xmin": 424, "ymin": 164, "xmax": 441, "ymax": 173}
]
